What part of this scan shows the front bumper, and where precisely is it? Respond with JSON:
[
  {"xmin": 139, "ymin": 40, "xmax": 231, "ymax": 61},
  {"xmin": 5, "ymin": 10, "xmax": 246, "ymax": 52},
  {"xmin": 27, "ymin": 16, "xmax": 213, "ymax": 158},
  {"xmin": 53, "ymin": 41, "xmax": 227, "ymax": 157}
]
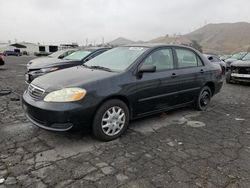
[
  {"xmin": 22, "ymin": 90, "xmax": 96, "ymax": 131},
  {"xmin": 231, "ymin": 73, "xmax": 250, "ymax": 82}
]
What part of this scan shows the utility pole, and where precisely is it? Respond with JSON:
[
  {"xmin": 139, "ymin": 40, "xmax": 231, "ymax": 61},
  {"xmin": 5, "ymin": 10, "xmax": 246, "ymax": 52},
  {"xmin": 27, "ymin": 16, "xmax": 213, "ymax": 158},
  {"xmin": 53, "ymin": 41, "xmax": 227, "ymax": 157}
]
[
  {"xmin": 85, "ymin": 38, "xmax": 88, "ymax": 47},
  {"xmin": 102, "ymin": 37, "xmax": 104, "ymax": 46}
]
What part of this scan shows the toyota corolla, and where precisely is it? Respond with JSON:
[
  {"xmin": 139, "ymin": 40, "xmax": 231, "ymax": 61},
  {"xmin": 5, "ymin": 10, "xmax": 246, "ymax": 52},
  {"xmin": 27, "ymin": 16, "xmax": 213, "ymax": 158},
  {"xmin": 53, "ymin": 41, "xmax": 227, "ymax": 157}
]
[{"xmin": 22, "ymin": 44, "xmax": 223, "ymax": 141}]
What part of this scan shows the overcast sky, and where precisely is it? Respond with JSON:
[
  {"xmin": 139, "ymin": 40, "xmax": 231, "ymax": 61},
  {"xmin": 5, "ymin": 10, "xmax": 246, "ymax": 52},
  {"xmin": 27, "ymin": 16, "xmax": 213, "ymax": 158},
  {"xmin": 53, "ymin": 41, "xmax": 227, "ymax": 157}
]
[{"xmin": 0, "ymin": 0, "xmax": 249, "ymax": 45}]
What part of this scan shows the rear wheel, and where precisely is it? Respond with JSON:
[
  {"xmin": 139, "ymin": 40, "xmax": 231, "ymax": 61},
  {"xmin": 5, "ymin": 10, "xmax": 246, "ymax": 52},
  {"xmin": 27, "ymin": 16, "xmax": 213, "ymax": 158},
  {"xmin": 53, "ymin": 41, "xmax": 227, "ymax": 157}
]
[
  {"xmin": 195, "ymin": 86, "xmax": 212, "ymax": 111},
  {"xmin": 92, "ymin": 99, "xmax": 129, "ymax": 141}
]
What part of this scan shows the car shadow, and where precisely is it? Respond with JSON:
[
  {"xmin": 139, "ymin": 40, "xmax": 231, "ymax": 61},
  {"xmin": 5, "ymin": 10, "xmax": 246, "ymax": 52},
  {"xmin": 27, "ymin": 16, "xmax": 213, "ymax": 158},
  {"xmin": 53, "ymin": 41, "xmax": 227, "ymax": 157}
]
[{"xmin": 0, "ymin": 68, "xmax": 7, "ymax": 71}]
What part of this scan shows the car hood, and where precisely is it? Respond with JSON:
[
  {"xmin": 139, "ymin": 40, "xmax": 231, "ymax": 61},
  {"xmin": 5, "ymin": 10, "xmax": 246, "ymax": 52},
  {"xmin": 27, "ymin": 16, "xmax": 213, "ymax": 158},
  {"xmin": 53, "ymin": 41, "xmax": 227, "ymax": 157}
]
[
  {"xmin": 225, "ymin": 58, "xmax": 237, "ymax": 63},
  {"xmin": 231, "ymin": 60, "xmax": 250, "ymax": 67},
  {"xmin": 31, "ymin": 66, "xmax": 117, "ymax": 91},
  {"xmin": 28, "ymin": 57, "xmax": 74, "ymax": 69}
]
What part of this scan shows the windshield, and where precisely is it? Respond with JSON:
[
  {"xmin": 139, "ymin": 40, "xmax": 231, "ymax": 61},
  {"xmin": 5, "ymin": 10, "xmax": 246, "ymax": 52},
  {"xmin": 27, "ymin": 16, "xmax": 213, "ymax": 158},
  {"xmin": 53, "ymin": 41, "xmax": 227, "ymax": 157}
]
[
  {"xmin": 85, "ymin": 47, "xmax": 148, "ymax": 71},
  {"xmin": 242, "ymin": 52, "xmax": 250, "ymax": 61},
  {"xmin": 49, "ymin": 50, "xmax": 65, "ymax": 58},
  {"xmin": 63, "ymin": 50, "xmax": 91, "ymax": 61},
  {"xmin": 231, "ymin": 52, "xmax": 246, "ymax": 60}
]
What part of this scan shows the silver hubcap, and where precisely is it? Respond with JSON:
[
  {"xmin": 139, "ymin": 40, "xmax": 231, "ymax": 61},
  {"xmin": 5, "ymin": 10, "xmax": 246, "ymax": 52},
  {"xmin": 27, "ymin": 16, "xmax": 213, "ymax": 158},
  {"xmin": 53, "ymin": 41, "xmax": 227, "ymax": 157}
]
[{"xmin": 101, "ymin": 106, "xmax": 126, "ymax": 136}]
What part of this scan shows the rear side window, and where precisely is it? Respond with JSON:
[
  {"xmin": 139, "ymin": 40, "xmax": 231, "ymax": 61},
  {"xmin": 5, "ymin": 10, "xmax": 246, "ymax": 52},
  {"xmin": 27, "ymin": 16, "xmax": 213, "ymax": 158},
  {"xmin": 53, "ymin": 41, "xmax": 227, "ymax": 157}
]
[
  {"xmin": 143, "ymin": 48, "xmax": 174, "ymax": 71},
  {"xmin": 176, "ymin": 49, "xmax": 203, "ymax": 68}
]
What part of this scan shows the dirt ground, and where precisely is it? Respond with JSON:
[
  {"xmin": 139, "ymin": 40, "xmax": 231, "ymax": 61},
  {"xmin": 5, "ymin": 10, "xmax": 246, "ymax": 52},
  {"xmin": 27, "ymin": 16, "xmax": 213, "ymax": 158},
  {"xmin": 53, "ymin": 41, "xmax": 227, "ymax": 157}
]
[{"xmin": 0, "ymin": 56, "xmax": 250, "ymax": 188}]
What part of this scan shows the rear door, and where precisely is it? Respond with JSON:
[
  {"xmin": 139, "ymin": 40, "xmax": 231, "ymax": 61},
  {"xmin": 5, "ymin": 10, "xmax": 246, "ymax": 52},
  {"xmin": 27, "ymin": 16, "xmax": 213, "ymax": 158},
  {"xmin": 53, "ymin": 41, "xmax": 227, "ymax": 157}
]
[{"xmin": 172, "ymin": 48, "xmax": 205, "ymax": 104}]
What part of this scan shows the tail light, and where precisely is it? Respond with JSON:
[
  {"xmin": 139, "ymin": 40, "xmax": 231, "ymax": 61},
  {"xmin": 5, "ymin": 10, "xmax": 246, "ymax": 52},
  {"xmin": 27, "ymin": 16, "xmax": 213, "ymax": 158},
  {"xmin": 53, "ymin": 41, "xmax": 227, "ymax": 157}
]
[{"xmin": 217, "ymin": 66, "xmax": 222, "ymax": 75}]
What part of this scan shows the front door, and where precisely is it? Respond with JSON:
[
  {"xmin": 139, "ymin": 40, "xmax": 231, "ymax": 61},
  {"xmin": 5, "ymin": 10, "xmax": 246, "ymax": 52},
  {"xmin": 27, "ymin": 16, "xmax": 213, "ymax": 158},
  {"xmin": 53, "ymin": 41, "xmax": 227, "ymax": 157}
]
[{"xmin": 134, "ymin": 48, "xmax": 179, "ymax": 116}]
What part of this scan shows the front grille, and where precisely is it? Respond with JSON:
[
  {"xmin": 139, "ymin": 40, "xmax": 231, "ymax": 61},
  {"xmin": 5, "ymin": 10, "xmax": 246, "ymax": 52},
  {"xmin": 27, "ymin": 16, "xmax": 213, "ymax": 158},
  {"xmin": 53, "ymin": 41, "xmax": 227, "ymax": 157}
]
[
  {"xmin": 28, "ymin": 84, "xmax": 45, "ymax": 100},
  {"xmin": 238, "ymin": 67, "xmax": 250, "ymax": 74}
]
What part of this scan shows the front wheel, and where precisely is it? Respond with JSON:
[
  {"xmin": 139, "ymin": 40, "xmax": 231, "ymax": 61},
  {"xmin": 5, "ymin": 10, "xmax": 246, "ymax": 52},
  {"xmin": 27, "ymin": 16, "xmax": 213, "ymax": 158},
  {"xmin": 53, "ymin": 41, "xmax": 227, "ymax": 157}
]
[
  {"xmin": 195, "ymin": 86, "xmax": 212, "ymax": 111},
  {"xmin": 92, "ymin": 99, "xmax": 129, "ymax": 141}
]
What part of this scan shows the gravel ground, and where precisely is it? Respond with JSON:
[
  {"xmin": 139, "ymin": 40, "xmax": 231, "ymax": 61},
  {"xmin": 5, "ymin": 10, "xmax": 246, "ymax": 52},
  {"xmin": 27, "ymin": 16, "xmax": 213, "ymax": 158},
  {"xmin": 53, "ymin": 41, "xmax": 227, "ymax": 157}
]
[{"xmin": 0, "ymin": 56, "xmax": 250, "ymax": 188}]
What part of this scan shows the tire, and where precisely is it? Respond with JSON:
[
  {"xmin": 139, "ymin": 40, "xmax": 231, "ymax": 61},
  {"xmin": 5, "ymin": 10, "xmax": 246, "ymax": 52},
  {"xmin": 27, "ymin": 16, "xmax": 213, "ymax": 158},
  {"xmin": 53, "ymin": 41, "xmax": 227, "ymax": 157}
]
[
  {"xmin": 226, "ymin": 71, "xmax": 232, "ymax": 84},
  {"xmin": 195, "ymin": 86, "xmax": 212, "ymax": 111},
  {"xmin": 92, "ymin": 99, "xmax": 129, "ymax": 141}
]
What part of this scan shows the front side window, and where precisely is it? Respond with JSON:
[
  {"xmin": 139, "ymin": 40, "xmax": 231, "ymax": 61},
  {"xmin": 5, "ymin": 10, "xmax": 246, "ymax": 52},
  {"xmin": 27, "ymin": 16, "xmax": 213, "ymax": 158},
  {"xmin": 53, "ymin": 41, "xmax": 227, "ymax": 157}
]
[
  {"xmin": 176, "ymin": 49, "xmax": 201, "ymax": 68},
  {"xmin": 142, "ymin": 48, "xmax": 174, "ymax": 71},
  {"xmin": 85, "ymin": 47, "xmax": 148, "ymax": 71}
]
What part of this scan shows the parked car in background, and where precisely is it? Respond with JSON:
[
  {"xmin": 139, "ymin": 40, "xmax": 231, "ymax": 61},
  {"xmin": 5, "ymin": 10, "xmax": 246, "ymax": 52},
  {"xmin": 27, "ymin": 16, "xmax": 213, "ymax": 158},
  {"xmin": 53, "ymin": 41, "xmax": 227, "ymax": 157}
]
[
  {"xmin": 27, "ymin": 49, "xmax": 77, "ymax": 69},
  {"xmin": 22, "ymin": 44, "xmax": 223, "ymax": 141},
  {"xmin": 204, "ymin": 54, "xmax": 226, "ymax": 74},
  {"xmin": 3, "ymin": 50, "xmax": 20, "ymax": 56},
  {"xmin": 34, "ymin": 51, "xmax": 50, "ymax": 57},
  {"xmin": 0, "ymin": 53, "xmax": 5, "ymax": 66},
  {"xmin": 47, "ymin": 49, "xmax": 77, "ymax": 59},
  {"xmin": 226, "ymin": 52, "xmax": 250, "ymax": 84},
  {"xmin": 225, "ymin": 52, "xmax": 247, "ymax": 70},
  {"xmin": 25, "ymin": 47, "xmax": 111, "ymax": 83},
  {"xmin": 22, "ymin": 51, "xmax": 29, "ymax": 56}
]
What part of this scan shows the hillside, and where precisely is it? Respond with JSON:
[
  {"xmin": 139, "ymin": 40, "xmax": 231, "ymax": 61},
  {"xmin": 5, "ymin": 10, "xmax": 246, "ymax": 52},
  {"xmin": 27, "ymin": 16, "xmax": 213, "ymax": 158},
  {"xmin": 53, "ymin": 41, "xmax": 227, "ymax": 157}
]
[
  {"xmin": 185, "ymin": 22, "xmax": 250, "ymax": 54},
  {"xmin": 149, "ymin": 35, "xmax": 192, "ymax": 46},
  {"xmin": 108, "ymin": 37, "xmax": 134, "ymax": 46}
]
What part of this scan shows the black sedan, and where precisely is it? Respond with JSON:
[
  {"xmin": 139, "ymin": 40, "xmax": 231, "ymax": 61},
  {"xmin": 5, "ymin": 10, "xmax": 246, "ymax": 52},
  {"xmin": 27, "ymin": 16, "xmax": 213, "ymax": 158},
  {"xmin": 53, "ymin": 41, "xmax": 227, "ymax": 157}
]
[
  {"xmin": 25, "ymin": 47, "xmax": 110, "ymax": 83},
  {"xmin": 22, "ymin": 44, "xmax": 223, "ymax": 141}
]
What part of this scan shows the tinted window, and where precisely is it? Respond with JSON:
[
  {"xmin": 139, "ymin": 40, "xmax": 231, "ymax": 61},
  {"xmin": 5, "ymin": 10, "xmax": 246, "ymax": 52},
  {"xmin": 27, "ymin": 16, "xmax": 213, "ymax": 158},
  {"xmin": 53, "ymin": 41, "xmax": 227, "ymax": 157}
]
[
  {"xmin": 143, "ymin": 49, "xmax": 174, "ymax": 71},
  {"xmin": 176, "ymin": 49, "xmax": 200, "ymax": 68}
]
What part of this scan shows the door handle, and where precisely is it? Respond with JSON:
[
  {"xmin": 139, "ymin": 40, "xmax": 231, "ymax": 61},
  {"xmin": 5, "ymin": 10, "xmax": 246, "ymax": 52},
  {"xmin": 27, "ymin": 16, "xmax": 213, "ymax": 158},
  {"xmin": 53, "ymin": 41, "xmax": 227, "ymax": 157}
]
[
  {"xmin": 171, "ymin": 73, "xmax": 177, "ymax": 78},
  {"xmin": 200, "ymin": 69, "xmax": 204, "ymax": 73}
]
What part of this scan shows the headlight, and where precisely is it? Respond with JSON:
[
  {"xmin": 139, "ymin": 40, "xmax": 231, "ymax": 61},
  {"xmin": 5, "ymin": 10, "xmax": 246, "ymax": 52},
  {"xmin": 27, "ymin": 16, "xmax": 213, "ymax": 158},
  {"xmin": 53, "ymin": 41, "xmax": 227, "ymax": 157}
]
[
  {"xmin": 41, "ymin": 67, "xmax": 59, "ymax": 73},
  {"xmin": 44, "ymin": 88, "xmax": 87, "ymax": 102}
]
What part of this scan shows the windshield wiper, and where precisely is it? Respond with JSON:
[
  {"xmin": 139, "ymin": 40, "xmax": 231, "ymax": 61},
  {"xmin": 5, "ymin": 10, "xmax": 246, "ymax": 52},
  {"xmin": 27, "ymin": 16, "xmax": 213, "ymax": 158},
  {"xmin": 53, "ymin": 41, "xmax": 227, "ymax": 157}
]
[
  {"xmin": 82, "ymin": 64, "xmax": 91, "ymax": 69},
  {"xmin": 89, "ymin": 65, "xmax": 113, "ymax": 72}
]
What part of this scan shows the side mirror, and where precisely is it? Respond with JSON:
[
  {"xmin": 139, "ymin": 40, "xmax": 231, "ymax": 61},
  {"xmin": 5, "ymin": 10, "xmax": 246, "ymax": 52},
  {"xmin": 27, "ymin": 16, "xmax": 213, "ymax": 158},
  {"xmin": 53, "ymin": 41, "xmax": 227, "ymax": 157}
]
[
  {"xmin": 139, "ymin": 65, "xmax": 156, "ymax": 73},
  {"xmin": 58, "ymin": 55, "xmax": 64, "ymax": 59}
]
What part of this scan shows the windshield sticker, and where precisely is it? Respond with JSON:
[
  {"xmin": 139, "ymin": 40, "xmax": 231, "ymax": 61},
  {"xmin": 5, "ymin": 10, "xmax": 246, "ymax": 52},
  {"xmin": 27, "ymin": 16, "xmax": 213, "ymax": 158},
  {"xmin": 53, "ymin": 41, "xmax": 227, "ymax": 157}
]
[{"xmin": 129, "ymin": 47, "xmax": 144, "ymax": 51}]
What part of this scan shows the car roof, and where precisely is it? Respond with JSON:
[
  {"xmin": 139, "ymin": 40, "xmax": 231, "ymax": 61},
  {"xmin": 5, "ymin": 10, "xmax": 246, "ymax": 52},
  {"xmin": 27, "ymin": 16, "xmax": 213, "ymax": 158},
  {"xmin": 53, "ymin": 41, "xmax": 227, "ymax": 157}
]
[
  {"xmin": 123, "ymin": 43, "xmax": 196, "ymax": 49},
  {"xmin": 204, "ymin": 54, "xmax": 218, "ymax": 57},
  {"xmin": 83, "ymin": 47, "xmax": 111, "ymax": 52}
]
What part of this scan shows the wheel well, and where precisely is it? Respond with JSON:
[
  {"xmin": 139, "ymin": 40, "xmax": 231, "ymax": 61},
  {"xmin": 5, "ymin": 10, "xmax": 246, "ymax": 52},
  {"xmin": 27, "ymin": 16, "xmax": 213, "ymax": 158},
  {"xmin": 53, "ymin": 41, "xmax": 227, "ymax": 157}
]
[
  {"xmin": 205, "ymin": 82, "xmax": 215, "ymax": 95},
  {"xmin": 97, "ymin": 95, "xmax": 132, "ymax": 118}
]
